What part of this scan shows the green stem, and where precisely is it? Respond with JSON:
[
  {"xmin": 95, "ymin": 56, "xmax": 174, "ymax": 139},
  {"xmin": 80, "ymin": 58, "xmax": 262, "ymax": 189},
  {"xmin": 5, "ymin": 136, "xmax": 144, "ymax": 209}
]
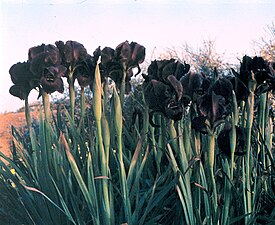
[
  {"xmin": 207, "ymin": 132, "xmax": 218, "ymax": 214},
  {"xmin": 120, "ymin": 62, "xmax": 127, "ymax": 105},
  {"xmin": 69, "ymin": 66, "xmax": 75, "ymax": 121},
  {"xmin": 25, "ymin": 95, "xmax": 38, "ymax": 175},
  {"xmin": 42, "ymin": 90, "xmax": 51, "ymax": 123},
  {"xmin": 79, "ymin": 87, "xmax": 86, "ymax": 130},
  {"xmin": 25, "ymin": 95, "xmax": 32, "ymax": 130},
  {"xmin": 113, "ymin": 88, "xmax": 132, "ymax": 224},
  {"xmin": 244, "ymin": 73, "xmax": 256, "ymax": 224},
  {"xmin": 93, "ymin": 65, "xmax": 111, "ymax": 225},
  {"xmin": 258, "ymin": 93, "xmax": 268, "ymax": 192}
]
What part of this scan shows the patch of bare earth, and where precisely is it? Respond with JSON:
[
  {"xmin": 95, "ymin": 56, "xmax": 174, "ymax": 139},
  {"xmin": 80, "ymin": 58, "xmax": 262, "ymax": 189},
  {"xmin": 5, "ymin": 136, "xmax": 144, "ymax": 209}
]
[{"xmin": 0, "ymin": 110, "xmax": 39, "ymax": 158}]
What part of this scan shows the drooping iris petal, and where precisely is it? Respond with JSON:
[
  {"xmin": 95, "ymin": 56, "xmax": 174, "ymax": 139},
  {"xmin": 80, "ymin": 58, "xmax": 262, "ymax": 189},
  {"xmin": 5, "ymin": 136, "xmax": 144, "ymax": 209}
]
[
  {"xmin": 165, "ymin": 99, "xmax": 183, "ymax": 121},
  {"xmin": 180, "ymin": 72, "xmax": 209, "ymax": 105},
  {"xmin": 144, "ymin": 79, "xmax": 172, "ymax": 112},
  {"xmin": 198, "ymin": 92, "xmax": 226, "ymax": 128},
  {"xmin": 129, "ymin": 41, "xmax": 146, "ymax": 68},
  {"xmin": 9, "ymin": 85, "xmax": 31, "ymax": 100},
  {"xmin": 9, "ymin": 62, "xmax": 38, "ymax": 100},
  {"xmin": 167, "ymin": 75, "xmax": 183, "ymax": 100},
  {"xmin": 191, "ymin": 116, "xmax": 208, "ymax": 134},
  {"xmin": 227, "ymin": 76, "xmax": 249, "ymax": 103},
  {"xmin": 9, "ymin": 62, "xmax": 34, "ymax": 85},
  {"xmin": 211, "ymin": 77, "xmax": 233, "ymax": 101},
  {"xmin": 40, "ymin": 65, "xmax": 66, "ymax": 94}
]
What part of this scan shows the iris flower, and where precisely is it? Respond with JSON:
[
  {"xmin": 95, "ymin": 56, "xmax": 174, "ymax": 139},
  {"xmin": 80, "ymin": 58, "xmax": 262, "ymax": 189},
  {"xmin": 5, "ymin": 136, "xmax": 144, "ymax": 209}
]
[
  {"xmin": 9, "ymin": 43, "xmax": 67, "ymax": 99},
  {"xmin": 28, "ymin": 43, "xmax": 66, "ymax": 94},
  {"xmin": 191, "ymin": 77, "xmax": 233, "ymax": 133},
  {"xmin": 100, "ymin": 41, "xmax": 146, "ymax": 93},
  {"xmin": 143, "ymin": 59, "xmax": 190, "ymax": 126},
  {"xmin": 55, "ymin": 40, "xmax": 100, "ymax": 88}
]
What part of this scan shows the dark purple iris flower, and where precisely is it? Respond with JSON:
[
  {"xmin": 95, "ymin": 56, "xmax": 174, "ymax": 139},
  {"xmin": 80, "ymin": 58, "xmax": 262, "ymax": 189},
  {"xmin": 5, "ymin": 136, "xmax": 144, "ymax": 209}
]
[
  {"xmin": 115, "ymin": 41, "xmax": 146, "ymax": 75},
  {"xmin": 28, "ymin": 43, "xmax": 67, "ymax": 94},
  {"xmin": 143, "ymin": 79, "xmax": 183, "ymax": 126},
  {"xmin": 143, "ymin": 59, "xmax": 190, "ymax": 126},
  {"xmin": 55, "ymin": 41, "xmax": 100, "ymax": 88},
  {"xmin": 191, "ymin": 77, "xmax": 233, "ymax": 133},
  {"xmin": 180, "ymin": 72, "xmax": 210, "ymax": 105},
  {"xmin": 231, "ymin": 55, "xmax": 275, "ymax": 96},
  {"xmin": 100, "ymin": 41, "xmax": 146, "ymax": 93},
  {"xmin": 9, "ymin": 43, "xmax": 67, "ymax": 99}
]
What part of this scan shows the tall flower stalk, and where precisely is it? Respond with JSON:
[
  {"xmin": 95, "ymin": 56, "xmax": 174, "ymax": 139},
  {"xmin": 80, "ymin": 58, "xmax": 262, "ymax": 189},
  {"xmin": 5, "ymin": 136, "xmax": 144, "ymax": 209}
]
[
  {"xmin": 92, "ymin": 64, "xmax": 111, "ymax": 225},
  {"xmin": 42, "ymin": 90, "xmax": 51, "ymax": 123},
  {"xmin": 244, "ymin": 71, "xmax": 257, "ymax": 224},
  {"xmin": 113, "ymin": 86, "xmax": 132, "ymax": 224},
  {"xmin": 68, "ymin": 66, "xmax": 75, "ymax": 121}
]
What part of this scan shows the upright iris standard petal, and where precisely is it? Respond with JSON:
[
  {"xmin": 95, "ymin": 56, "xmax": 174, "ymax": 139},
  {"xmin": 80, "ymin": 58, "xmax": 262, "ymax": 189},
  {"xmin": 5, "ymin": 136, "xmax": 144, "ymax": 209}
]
[
  {"xmin": 29, "ymin": 44, "xmax": 61, "ymax": 65},
  {"xmin": 100, "ymin": 41, "xmax": 145, "ymax": 93},
  {"xmin": 161, "ymin": 59, "xmax": 190, "ymax": 81},
  {"xmin": 101, "ymin": 47, "xmax": 115, "ymax": 66},
  {"xmin": 62, "ymin": 41, "xmax": 88, "ymax": 64},
  {"xmin": 115, "ymin": 41, "xmax": 131, "ymax": 62}
]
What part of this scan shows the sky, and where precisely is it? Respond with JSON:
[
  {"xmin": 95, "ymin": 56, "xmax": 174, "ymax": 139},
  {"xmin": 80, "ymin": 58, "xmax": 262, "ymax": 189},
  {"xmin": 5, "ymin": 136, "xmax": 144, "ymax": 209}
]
[{"xmin": 0, "ymin": 0, "xmax": 274, "ymax": 113}]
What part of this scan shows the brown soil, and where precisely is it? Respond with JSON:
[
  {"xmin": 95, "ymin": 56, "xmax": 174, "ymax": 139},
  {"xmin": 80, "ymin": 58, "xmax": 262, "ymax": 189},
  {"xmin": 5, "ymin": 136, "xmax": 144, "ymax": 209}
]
[{"xmin": 0, "ymin": 110, "xmax": 39, "ymax": 158}]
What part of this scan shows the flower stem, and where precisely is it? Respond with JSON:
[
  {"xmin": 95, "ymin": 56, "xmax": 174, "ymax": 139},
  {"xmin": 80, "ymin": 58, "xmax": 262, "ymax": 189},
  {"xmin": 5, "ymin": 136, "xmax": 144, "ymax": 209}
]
[
  {"xmin": 93, "ymin": 64, "xmax": 111, "ymax": 225},
  {"xmin": 79, "ymin": 86, "xmax": 86, "ymax": 129},
  {"xmin": 42, "ymin": 90, "xmax": 51, "ymax": 123},
  {"xmin": 244, "ymin": 72, "xmax": 257, "ymax": 224},
  {"xmin": 119, "ymin": 62, "xmax": 127, "ymax": 106},
  {"xmin": 68, "ymin": 66, "xmax": 75, "ymax": 122},
  {"xmin": 113, "ymin": 87, "xmax": 132, "ymax": 225},
  {"xmin": 207, "ymin": 132, "xmax": 218, "ymax": 214}
]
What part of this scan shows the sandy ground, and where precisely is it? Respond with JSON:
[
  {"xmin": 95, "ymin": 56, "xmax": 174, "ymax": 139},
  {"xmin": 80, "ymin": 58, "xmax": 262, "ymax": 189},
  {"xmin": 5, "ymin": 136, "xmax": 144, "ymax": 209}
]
[{"xmin": 0, "ymin": 111, "xmax": 39, "ymax": 157}]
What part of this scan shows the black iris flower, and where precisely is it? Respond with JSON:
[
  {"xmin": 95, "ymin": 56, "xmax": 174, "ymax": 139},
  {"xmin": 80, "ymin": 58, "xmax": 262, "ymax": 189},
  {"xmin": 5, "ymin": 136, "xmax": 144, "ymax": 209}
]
[
  {"xmin": 100, "ymin": 41, "xmax": 145, "ymax": 94},
  {"xmin": 143, "ymin": 59, "xmax": 190, "ymax": 126},
  {"xmin": 9, "ymin": 43, "xmax": 67, "ymax": 99},
  {"xmin": 56, "ymin": 40, "xmax": 100, "ymax": 88}
]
